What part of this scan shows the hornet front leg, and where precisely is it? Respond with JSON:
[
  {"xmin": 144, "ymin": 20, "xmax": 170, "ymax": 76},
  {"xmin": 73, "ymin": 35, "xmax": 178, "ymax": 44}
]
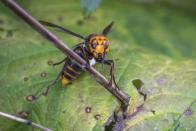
[{"xmin": 99, "ymin": 60, "xmax": 119, "ymax": 89}]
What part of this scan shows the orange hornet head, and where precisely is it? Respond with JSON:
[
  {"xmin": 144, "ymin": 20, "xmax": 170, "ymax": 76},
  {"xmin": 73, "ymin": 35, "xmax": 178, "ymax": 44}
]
[
  {"xmin": 87, "ymin": 21, "xmax": 113, "ymax": 62},
  {"xmin": 88, "ymin": 35, "xmax": 110, "ymax": 60}
]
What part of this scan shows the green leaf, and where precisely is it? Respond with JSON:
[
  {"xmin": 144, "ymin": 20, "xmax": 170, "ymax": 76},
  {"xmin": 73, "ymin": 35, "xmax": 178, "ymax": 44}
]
[
  {"xmin": 80, "ymin": 0, "xmax": 101, "ymax": 18},
  {"xmin": 124, "ymin": 54, "xmax": 196, "ymax": 131},
  {"xmin": 0, "ymin": 0, "xmax": 196, "ymax": 131}
]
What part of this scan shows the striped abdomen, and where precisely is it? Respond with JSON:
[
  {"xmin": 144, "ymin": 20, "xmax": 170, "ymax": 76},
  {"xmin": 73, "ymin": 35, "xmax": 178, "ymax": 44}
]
[
  {"xmin": 61, "ymin": 45, "xmax": 84, "ymax": 85},
  {"xmin": 61, "ymin": 59, "xmax": 83, "ymax": 85}
]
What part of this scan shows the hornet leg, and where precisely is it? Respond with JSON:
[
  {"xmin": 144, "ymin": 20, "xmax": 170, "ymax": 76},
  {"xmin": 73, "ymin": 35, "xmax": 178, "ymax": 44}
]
[
  {"xmin": 26, "ymin": 69, "xmax": 63, "ymax": 101},
  {"xmin": 79, "ymin": 44, "xmax": 90, "ymax": 65},
  {"xmin": 53, "ymin": 58, "xmax": 67, "ymax": 66},
  {"xmin": 100, "ymin": 60, "xmax": 119, "ymax": 89}
]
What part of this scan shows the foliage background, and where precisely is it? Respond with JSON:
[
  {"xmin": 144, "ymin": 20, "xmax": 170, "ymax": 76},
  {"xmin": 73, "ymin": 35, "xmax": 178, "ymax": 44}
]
[{"xmin": 0, "ymin": 0, "xmax": 195, "ymax": 130}]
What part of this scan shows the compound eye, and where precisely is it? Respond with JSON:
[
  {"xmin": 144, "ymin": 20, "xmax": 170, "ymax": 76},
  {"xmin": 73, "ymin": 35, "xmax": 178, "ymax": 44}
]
[
  {"xmin": 91, "ymin": 42, "xmax": 97, "ymax": 49},
  {"xmin": 104, "ymin": 41, "xmax": 109, "ymax": 49}
]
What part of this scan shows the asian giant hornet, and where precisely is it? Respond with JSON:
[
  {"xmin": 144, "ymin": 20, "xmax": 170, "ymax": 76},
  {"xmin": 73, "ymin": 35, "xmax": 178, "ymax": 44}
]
[{"xmin": 27, "ymin": 20, "xmax": 119, "ymax": 101}]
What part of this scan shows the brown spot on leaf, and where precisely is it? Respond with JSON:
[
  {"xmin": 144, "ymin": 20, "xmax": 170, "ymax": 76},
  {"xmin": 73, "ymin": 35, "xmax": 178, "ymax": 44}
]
[
  {"xmin": 40, "ymin": 72, "xmax": 47, "ymax": 78},
  {"xmin": 26, "ymin": 95, "xmax": 36, "ymax": 102},
  {"xmin": 47, "ymin": 60, "xmax": 53, "ymax": 66},
  {"xmin": 24, "ymin": 77, "xmax": 28, "ymax": 81},
  {"xmin": 85, "ymin": 106, "xmax": 91, "ymax": 113},
  {"xmin": 76, "ymin": 20, "xmax": 84, "ymax": 26},
  {"xmin": 18, "ymin": 111, "xmax": 29, "ymax": 118},
  {"xmin": 94, "ymin": 114, "xmax": 101, "ymax": 120}
]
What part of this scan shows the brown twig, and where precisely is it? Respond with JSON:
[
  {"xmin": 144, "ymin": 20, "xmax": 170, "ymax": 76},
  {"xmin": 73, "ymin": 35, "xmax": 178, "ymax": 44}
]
[
  {"xmin": 0, "ymin": 111, "xmax": 53, "ymax": 131},
  {"xmin": 1, "ymin": 0, "xmax": 130, "ymax": 107}
]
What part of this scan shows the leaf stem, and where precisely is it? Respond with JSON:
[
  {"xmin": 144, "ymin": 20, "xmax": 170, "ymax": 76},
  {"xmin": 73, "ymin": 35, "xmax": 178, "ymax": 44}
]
[
  {"xmin": 0, "ymin": 111, "xmax": 53, "ymax": 131},
  {"xmin": 1, "ymin": 0, "xmax": 130, "ymax": 107}
]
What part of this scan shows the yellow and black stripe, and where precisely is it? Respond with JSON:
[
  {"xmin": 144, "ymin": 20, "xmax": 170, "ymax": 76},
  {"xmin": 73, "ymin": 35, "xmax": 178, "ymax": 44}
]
[{"xmin": 61, "ymin": 48, "xmax": 84, "ymax": 86}]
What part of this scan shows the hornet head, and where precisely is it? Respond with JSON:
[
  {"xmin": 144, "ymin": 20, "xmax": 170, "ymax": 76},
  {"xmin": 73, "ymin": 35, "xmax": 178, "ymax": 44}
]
[
  {"xmin": 88, "ymin": 35, "xmax": 110, "ymax": 60},
  {"xmin": 86, "ymin": 22, "xmax": 114, "ymax": 62}
]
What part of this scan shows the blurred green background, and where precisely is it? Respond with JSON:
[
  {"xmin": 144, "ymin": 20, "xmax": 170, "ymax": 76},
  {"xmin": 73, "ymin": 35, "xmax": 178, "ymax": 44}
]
[{"xmin": 0, "ymin": 0, "xmax": 196, "ymax": 131}]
